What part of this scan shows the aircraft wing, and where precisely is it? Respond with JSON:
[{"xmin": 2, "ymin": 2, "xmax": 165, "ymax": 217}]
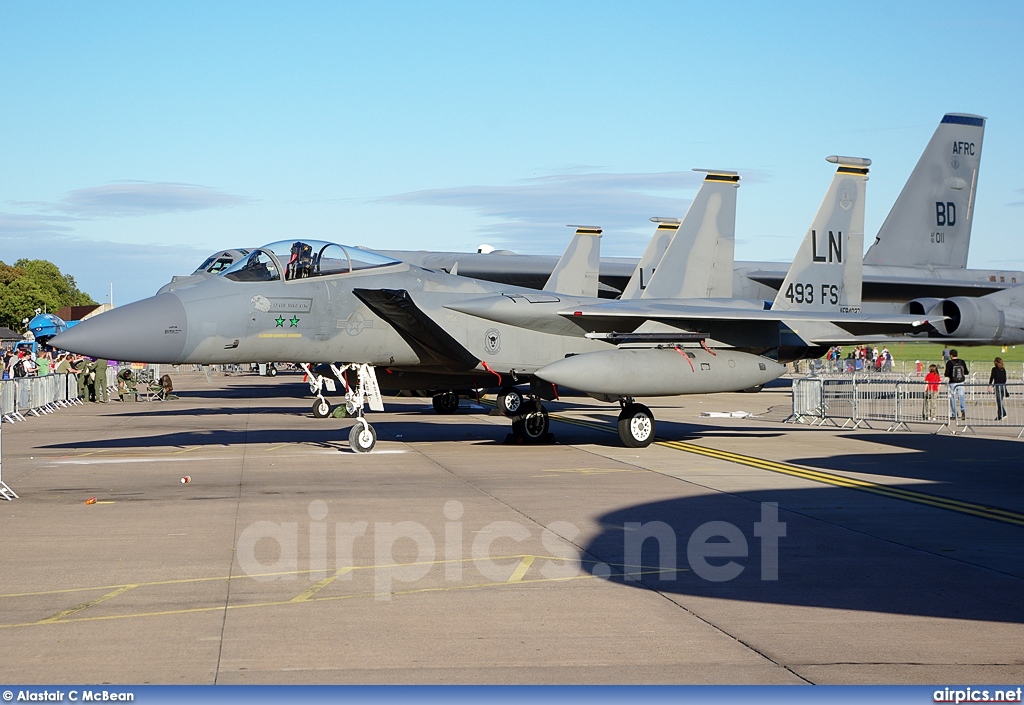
[{"xmin": 557, "ymin": 299, "xmax": 938, "ymax": 336}]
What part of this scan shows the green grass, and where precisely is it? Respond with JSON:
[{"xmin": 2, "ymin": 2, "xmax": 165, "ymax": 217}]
[{"xmin": 879, "ymin": 342, "xmax": 1024, "ymax": 365}]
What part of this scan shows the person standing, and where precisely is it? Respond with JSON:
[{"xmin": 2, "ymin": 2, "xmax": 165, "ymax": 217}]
[
  {"xmin": 36, "ymin": 350, "xmax": 52, "ymax": 376},
  {"xmin": 989, "ymin": 357, "xmax": 1008, "ymax": 421},
  {"xmin": 923, "ymin": 364, "xmax": 941, "ymax": 420},
  {"xmin": 69, "ymin": 355, "xmax": 87, "ymax": 399},
  {"xmin": 93, "ymin": 358, "xmax": 109, "ymax": 403},
  {"xmin": 944, "ymin": 349, "xmax": 969, "ymax": 420}
]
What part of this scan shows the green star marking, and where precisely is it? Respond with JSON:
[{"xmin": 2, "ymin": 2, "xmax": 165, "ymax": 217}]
[
  {"xmin": 275, "ymin": 316, "xmax": 285, "ymax": 327},
  {"xmin": 289, "ymin": 316, "xmax": 300, "ymax": 327}
]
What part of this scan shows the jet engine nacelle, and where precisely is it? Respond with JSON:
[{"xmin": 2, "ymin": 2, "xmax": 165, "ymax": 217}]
[
  {"xmin": 901, "ymin": 297, "xmax": 942, "ymax": 316},
  {"xmin": 927, "ymin": 296, "xmax": 1004, "ymax": 338}
]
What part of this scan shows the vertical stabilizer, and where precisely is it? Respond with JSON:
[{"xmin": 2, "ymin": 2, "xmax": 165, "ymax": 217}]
[
  {"xmin": 543, "ymin": 225, "xmax": 602, "ymax": 297},
  {"xmin": 773, "ymin": 156, "xmax": 868, "ymax": 312},
  {"xmin": 863, "ymin": 113, "xmax": 985, "ymax": 269},
  {"xmin": 641, "ymin": 170, "xmax": 739, "ymax": 299},
  {"xmin": 620, "ymin": 217, "xmax": 678, "ymax": 299}
]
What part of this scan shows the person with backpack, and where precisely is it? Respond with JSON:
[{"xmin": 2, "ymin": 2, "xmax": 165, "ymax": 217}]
[
  {"xmin": 945, "ymin": 349, "xmax": 969, "ymax": 421},
  {"xmin": 9, "ymin": 351, "xmax": 29, "ymax": 378}
]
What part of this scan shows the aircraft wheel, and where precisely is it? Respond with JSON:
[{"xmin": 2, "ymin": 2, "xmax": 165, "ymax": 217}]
[
  {"xmin": 267, "ymin": 364, "xmax": 278, "ymax": 377},
  {"xmin": 497, "ymin": 387, "xmax": 523, "ymax": 417},
  {"xmin": 741, "ymin": 384, "xmax": 764, "ymax": 393},
  {"xmin": 432, "ymin": 391, "xmax": 460, "ymax": 414},
  {"xmin": 349, "ymin": 422, "xmax": 377, "ymax": 453},
  {"xmin": 312, "ymin": 398, "xmax": 332, "ymax": 418},
  {"xmin": 617, "ymin": 403, "xmax": 655, "ymax": 448},
  {"xmin": 513, "ymin": 401, "xmax": 549, "ymax": 443}
]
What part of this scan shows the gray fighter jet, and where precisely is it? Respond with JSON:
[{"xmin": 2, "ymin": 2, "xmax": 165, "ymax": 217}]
[{"xmin": 52, "ymin": 164, "xmax": 932, "ymax": 452}]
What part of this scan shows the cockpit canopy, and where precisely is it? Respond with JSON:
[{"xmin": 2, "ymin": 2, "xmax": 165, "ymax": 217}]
[
  {"xmin": 193, "ymin": 249, "xmax": 251, "ymax": 275},
  {"xmin": 221, "ymin": 240, "xmax": 401, "ymax": 283}
]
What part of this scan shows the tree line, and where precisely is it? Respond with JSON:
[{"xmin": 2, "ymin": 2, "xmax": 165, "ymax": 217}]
[{"xmin": 0, "ymin": 259, "xmax": 97, "ymax": 331}]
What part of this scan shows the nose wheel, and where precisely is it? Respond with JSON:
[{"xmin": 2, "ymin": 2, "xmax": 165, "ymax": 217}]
[{"xmin": 349, "ymin": 419, "xmax": 377, "ymax": 453}]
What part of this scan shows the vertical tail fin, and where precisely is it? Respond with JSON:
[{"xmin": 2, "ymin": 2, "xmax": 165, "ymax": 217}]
[
  {"xmin": 773, "ymin": 156, "xmax": 869, "ymax": 312},
  {"xmin": 620, "ymin": 217, "xmax": 678, "ymax": 299},
  {"xmin": 640, "ymin": 170, "xmax": 739, "ymax": 299},
  {"xmin": 863, "ymin": 113, "xmax": 985, "ymax": 269},
  {"xmin": 543, "ymin": 225, "xmax": 602, "ymax": 297}
]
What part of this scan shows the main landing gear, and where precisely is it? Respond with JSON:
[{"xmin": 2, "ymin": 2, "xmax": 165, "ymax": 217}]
[
  {"xmin": 505, "ymin": 381, "xmax": 555, "ymax": 444},
  {"xmin": 616, "ymin": 398, "xmax": 655, "ymax": 447},
  {"xmin": 497, "ymin": 386, "xmax": 524, "ymax": 417},
  {"xmin": 431, "ymin": 390, "xmax": 460, "ymax": 414}
]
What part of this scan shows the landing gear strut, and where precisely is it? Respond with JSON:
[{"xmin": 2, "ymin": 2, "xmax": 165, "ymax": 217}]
[
  {"xmin": 302, "ymin": 362, "xmax": 384, "ymax": 453},
  {"xmin": 301, "ymin": 362, "xmax": 337, "ymax": 418}
]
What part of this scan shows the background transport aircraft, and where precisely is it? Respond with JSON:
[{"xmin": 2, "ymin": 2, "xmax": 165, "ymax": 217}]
[{"xmin": 52, "ymin": 156, "xmax": 930, "ymax": 452}]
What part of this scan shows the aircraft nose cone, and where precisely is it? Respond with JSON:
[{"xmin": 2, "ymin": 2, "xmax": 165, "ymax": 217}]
[{"xmin": 51, "ymin": 294, "xmax": 189, "ymax": 363}]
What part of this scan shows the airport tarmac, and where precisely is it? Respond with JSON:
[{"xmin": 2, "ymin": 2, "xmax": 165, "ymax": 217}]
[{"xmin": 1, "ymin": 371, "xmax": 1022, "ymax": 685}]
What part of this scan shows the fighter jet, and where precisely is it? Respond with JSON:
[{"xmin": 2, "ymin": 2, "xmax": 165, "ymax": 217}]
[{"xmin": 52, "ymin": 159, "xmax": 933, "ymax": 452}]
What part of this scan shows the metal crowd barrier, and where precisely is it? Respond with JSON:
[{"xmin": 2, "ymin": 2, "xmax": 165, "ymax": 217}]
[
  {"xmin": 789, "ymin": 375, "xmax": 1024, "ymax": 437},
  {"xmin": 1, "ymin": 373, "xmax": 85, "ymax": 423}
]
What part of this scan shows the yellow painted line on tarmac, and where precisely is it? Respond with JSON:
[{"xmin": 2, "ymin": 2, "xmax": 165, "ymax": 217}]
[
  {"xmin": 264, "ymin": 444, "xmax": 290, "ymax": 452},
  {"xmin": 543, "ymin": 411, "xmax": 1024, "ymax": 527},
  {"xmin": 170, "ymin": 446, "xmax": 200, "ymax": 454},
  {"xmin": 506, "ymin": 555, "xmax": 535, "ymax": 583},
  {"xmin": 0, "ymin": 557, "xmax": 675, "ymax": 629},
  {"xmin": 289, "ymin": 568, "xmax": 353, "ymax": 602},
  {"xmin": 36, "ymin": 584, "xmax": 137, "ymax": 624}
]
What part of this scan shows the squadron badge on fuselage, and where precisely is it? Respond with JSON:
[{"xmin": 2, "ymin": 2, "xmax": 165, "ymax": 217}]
[{"xmin": 484, "ymin": 328, "xmax": 501, "ymax": 355}]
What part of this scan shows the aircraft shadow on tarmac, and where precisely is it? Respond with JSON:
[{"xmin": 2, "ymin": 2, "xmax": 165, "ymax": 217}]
[
  {"xmin": 39, "ymin": 420, "xmax": 512, "ymax": 451},
  {"xmin": 111, "ymin": 405, "xmax": 308, "ymax": 418},
  {"xmin": 581, "ymin": 487, "xmax": 1024, "ymax": 624}
]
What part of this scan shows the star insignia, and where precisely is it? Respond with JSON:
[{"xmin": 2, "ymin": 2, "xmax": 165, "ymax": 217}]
[
  {"xmin": 275, "ymin": 316, "xmax": 285, "ymax": 327},
  {"xmin": 289, "ymin": 316, "xmax": 300, "ymax": 327}
]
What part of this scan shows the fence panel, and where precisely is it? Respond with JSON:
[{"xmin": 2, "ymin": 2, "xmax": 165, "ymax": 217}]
[{"xmin": 790, "ymin": 374, "xmax": 1024, "ymax": 437}]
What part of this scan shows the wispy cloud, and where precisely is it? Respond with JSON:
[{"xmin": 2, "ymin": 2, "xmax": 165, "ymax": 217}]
[
  {"xmin": 15, "ymin": 181, "xmax": 251, "ymax": 217},
  {"xmin": 1010, "ymin": 188, "xmax": 1024, "ymax": 208},
  {"xmin": 0, "ymin": 212, "xmax": 78, "ymax": 237},
  {"xmin": 378, "ymin": 171, "xmax": 704, "ymax": 251}
]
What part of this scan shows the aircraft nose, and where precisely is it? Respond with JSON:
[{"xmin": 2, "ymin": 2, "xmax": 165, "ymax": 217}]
[{"xmin": 51, "ymin": 294, "xmax": 189, "ymax": 363}]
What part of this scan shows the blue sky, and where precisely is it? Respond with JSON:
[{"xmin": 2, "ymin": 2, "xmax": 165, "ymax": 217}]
[{"xmin": 2, "ymin": 2, "xmax": 1023, "ymax": 306}]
